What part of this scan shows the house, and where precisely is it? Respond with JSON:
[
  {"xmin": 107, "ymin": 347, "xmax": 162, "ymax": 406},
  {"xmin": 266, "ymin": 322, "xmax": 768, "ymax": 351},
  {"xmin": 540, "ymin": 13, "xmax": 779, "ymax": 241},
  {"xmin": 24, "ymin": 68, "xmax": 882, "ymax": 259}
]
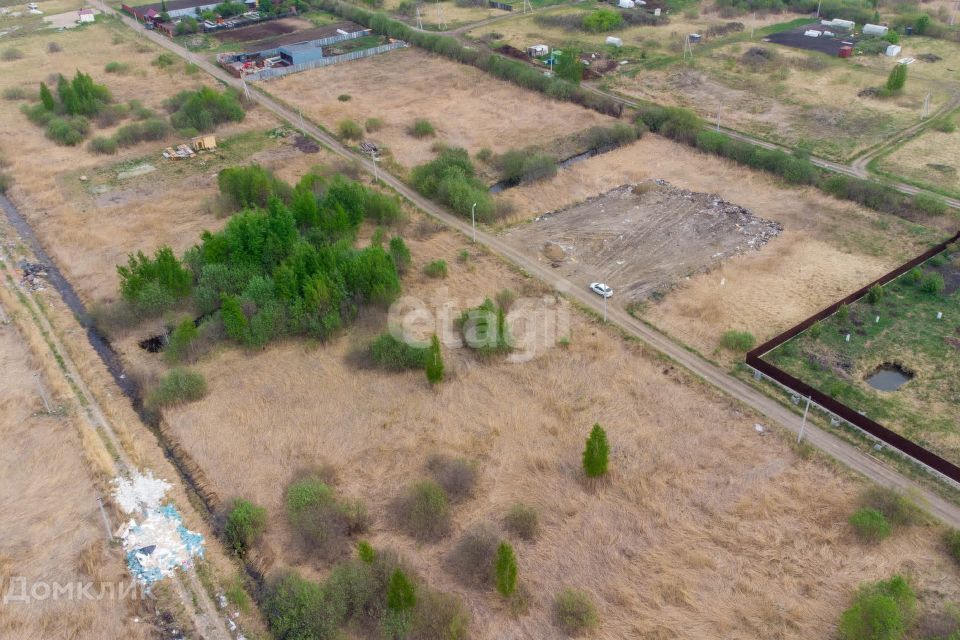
[
  {"xmin": 78, "ymin": 7, "xmax": 96, "ymax": 22},
  {"xmin": 123, "ymin": 0, "xmax": 221, "ymax": 21}
]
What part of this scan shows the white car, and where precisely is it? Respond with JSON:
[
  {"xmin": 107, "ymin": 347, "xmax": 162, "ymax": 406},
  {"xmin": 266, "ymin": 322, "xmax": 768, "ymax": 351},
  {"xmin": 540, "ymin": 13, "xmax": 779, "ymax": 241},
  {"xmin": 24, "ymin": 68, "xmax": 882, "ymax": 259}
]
[{"xmin": 589, "ymin": 282, "xmax": 613, "ymax": 298}]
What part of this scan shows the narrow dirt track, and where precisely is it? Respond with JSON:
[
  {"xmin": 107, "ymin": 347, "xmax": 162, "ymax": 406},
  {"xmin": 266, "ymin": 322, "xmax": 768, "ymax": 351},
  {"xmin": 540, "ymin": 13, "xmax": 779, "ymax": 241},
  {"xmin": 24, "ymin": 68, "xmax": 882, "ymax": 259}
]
[{"xmin": 91, "ymin": 1, "xmax": 960, "ymax": 528}]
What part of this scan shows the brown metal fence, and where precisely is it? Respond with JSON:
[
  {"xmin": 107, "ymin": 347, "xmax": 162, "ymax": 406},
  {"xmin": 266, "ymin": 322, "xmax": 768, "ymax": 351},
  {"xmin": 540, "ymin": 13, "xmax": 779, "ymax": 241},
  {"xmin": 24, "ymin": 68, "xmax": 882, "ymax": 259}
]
[{"xmin": 745, "ymin": 230, "xmax": 960, "ymax": 483}]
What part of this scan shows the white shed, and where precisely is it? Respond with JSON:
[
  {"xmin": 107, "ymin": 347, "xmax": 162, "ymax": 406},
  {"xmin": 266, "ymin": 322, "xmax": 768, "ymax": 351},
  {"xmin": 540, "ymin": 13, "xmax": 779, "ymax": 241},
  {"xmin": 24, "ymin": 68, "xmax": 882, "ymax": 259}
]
[
  {"xmin": 863, "ymin": 23, "xmax": 889, "ymax": 36},
  {"xmin": 618, "ymin": 0, "xmax": 635, "ymax": 7},
  {"xmin": 605, "ymin": 36, "xmax": 623, "ymax": 47},
  {"xmin": 78, "ymin": 7, "xmax": 95, "ymax": 22},
  {"xmin": 527, "ymin": 44, "xmax": 549, "ymax": 57},
  {"xmin": 885, "ymin": 44, "xmax": 902, "ymax": 57}
]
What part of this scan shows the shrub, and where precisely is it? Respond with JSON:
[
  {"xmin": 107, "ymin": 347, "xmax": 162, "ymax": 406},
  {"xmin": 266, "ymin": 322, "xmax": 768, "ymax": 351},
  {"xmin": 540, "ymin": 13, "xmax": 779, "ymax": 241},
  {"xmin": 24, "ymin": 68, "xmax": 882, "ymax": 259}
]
[
  {"xmin": 286, "ymin": 475, "xmax": 366, "ymax": 555},
  {"xmin": 46, "ymin": 116, "xmax": 89, "ymax": 146},
  {"xmin": 104, "ymin": 61, "xmax": 130, "ymax": 74},
  {"xmin": 839, "ymin": 575, "xmax": 915, "ymax": 640},
  {"xmin": 184, "ymin": 62, "xmax": 200, "ymax": 75},
  {"xmin": 554, "ymin": 588, "xmax": 598, "ymax": 635},
  {"xmin": 397, "ymin": 480, "xmax": 450, "ymax": 541},
  {"xmin": 427, "ymin": 454, "xmax": 477, "ymax": 502},
  {"xmin": 388, "ymin": 236, "xmax": 411, "ymax": 274},
  {"xmin": 554, "ymin": 47, "xmax": 583, "ymax": 84},
  {"xmin": 117, "ymin": 246, "xmax": 192, "ymax": 314},
  {"xmin": 224, "ymin": 498, "xmax": 267, "ymax": 556},
  {"xmin": 154, "ymin": 52, "xmax": 177, "ymax": 68},
  {"xmin": 448, "ymin": 526, "xmax": 498, "ymax": 587},
  {"xmin": 849, "ymin": 507, "xmax": 891, "ymax": 543},
  {"xmin": 167, "ymin": 86, "xmax": 245, "ymax": 133},
  {"xmin": 504, "ymin": 503, "xmax": 539, "ymax": 541},
  {"xmin": 385, "ymin": 569, "xmax": 417, "ymax": 638},
  {"xmin": 945, "ymin": 529, "xmax": 960, "ymax": 565},
  {"xmin": 581, "ymin": 123, "xmax": 640, "ymax": 151},
  {"xmin": 719, "ymin": 330, "xmax": 755, "ymax": 352},
  {"xmin": 932, "ymin": 117, "xmax": 956, "ymax": 133},
  {"xmin": 357, "ymin": 540, "xmax": 376, "ymax": 563},
  {"xmin": 217, "ymin": 164, "xmax": 289, "ymax": 209},
  {"xmin": 920, "ymin": 272, "xmax": 945, "ymax": 295},
  {"xmin": 497, "ymin": 150, "xmax": 557, "ymax": 185},
  {"xmin": 409, "ymin": 118, "xmax": 435, "ymax": 138},
  {"xmin": 147, "ymin": 368, "xmax": 207, "ymax": 408},
  {"xmin": 0, "ymin": 173, "xmax": 12, "ymax": 194},
  {"xmin": 337, "ymin": 93, "xmax": 351, "ymax": 101},
  {"xmin": 166, "ymin": 318, "xmax": 199, "ymax": 363},
  {"xmin": 494, "ymin": 542, "xmax": 518, "ymax": 597},
  {"xmin": 410, "ymin": 147, "xmax": 495, "ymax": 221},
  {"xmin": 862, "ymin": 487, "xmax": 924, "ymax": 527},
  {"xmin": 365, "ymin": 117, "xmax": 384, "ymax": 132},
  {"xmin": 582, "ymin": 8, "xmax": 623, "ymax": 32},
  {"xmin": 583, "ymin": 423, "xmax": 609, "ymax": 478},
  {"xmin": 338, "ymin": 118, "xmax": 363, "ymax": 140},
  {"xmin": 370, "ymin": 332, "xmax": 428, "ymax": 370},
  {"xmin": 410, "ymin": 591, "xmax": 470, "ymax": 640},
  {"xmin": 886, "ymin": 63, "xmax": 908, "ymax": 93},
  {"xmin": 2, "ymin": 86, "xmax": 27, "ymax": 100},
  {"xmin": 115, "ymin": 119, "xmax": 171, "ymax": 147},
  {"xmin": 424, "ymin": 259, "xmax": 448, "ymax": 278},
  {"xmin": 88, "ymin": 136, "xmax": 118, "ymax": 155},
  {"xmin": 912, "ymin": 192, "xmax": 948, "ymax": 216},
  {"xmin": 2, "ymin": 48, "xmax": 23, "ymax": 61},
  {"xmin": 47, "ymin": 41, "xmax": 62, "ymax": 53},
  {"xmin": 175, "ymin": 17, "xmax": 200, "ymax": 35},
  {"xmin": 425, "ymin": 334, "xmax": 444, "ymax": 385}
]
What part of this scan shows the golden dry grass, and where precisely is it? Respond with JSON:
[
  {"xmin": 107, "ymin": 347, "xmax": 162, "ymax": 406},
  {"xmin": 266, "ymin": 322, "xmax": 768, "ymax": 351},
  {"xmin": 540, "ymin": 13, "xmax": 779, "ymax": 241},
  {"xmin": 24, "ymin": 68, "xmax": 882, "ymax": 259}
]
[
  {"xmin": 150, "ymin": 223, "xmax": 960, "ymax": 640},
  {"xmin": 266, "ymin": 46, "xmax": 614, "ymax": 168},
  {"xmin": 0, "ymin": 306, "xmax": 150, "ymax": 640},
  {"xmin": 879, "ymin": 125, "xmax": 960, "ymax": 194},
  {"xmin": 497, "ymin": 134, "xmax": 942, "ymax": 357}
]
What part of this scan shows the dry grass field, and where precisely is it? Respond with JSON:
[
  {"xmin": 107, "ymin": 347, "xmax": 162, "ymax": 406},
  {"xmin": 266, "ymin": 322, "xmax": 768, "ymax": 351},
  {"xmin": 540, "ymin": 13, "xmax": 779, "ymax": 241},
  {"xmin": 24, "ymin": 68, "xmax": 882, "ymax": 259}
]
[
  {"xmin": 266, "ymin": 46, "xmax": 614, "ymax": 169},
  {"xmin": 0, "ymin": 20, "xmax": 351, "ymax": 304},
  {"xmin": 0, "ymin": 306, "xmax": 149, "ymax": 639},
  {"xmin": 611, "ymin": 41, "xmax": 953, "ymax": 161},
  {"xmin": 140, "ymin": 221, "xmax": 960, "ymax": 639},
  {"xmin": 383, "ymin": 0, "xmax": 499, "ymax": 29},
  {"xmin": 496, "ymin": 134, "xmax": 945, "ymax": 358},
  {"xmin": 878, "ymin": 124, "xmax": 960, "ymax": 195}
]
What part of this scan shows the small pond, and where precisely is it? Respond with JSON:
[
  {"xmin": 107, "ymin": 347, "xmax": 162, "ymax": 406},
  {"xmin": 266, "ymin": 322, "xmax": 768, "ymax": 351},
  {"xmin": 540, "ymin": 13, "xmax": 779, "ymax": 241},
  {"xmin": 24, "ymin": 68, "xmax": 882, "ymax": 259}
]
[{"xmin": 865, "ymin": 364, "xmax": 913, "ymax": 391}]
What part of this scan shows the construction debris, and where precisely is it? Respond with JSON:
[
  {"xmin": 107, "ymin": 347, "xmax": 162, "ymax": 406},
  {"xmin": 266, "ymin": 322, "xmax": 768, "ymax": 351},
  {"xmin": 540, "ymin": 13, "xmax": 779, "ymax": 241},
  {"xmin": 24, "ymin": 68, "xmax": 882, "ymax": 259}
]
[
  {"xmin": 17, "ymin": 260, "xmax": 47, "ymax": 292},
  {"xmin": 163, "ymin": 144, "xmax": 196, "ymax": 160}
]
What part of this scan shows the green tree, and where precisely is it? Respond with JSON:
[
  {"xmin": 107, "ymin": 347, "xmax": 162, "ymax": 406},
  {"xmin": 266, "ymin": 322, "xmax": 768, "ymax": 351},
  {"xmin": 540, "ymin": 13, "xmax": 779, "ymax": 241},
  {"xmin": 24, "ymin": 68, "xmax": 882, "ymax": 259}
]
[
  {"xmin": 166, "ymin": 318, "xmax": 198, "ymax": 363},
  {"xmin": 582, "ymin": 423, "xmax": 609, "ymax": 478},
  {"xmin": 426, "ymin": 334, "xmax": 444, "ymax": 385},
  {"xmin": 220, "ymin": 294, "xmax": 249, "ymax": 342},
  {"xmin": 357, "ymin": 540, "xmax": 376, "ymax": 563},
  {"xmin": 224, "ymin": 498, "xmax": 267, "ymax": 556},
  {"xmin": 886, "ymin": 64, "xmax": 908, "ymax": 93},
  {"xmin": 388, "ymin": 236, "xmax": 411, "ymax": 274},
  {"xmin": 838, "ymin": 575, "xmax": 915, "ymax": 640},
  {"xmin": 494, "ymin": 542, "xmax": 518, "ymax": 597},
  {"xmin": 39, "ymin": 82, "xmax": 55, "ymax": 111},
  {"xmin": 554, "ymin": 48, "xmax": 582, "ymax": 85},
  {"xmin": 387, "ymin": 569, "xmax": 416, "ymax": 612}
]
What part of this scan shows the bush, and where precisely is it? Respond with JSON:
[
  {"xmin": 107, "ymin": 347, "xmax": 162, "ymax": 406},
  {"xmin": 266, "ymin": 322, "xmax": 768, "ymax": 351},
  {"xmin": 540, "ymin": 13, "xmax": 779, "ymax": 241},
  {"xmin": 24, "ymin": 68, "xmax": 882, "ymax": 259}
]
[
  {"xmin": 448, "ymin": 526, "xmax": 498, "ymax": 587},
  {"xmin": 397, "ymin": 480, "xmax": 450, "ymax": 541},
  {"xmin": 581, "ymin": 123, "xmax": 640, "ymax": 151},
  {"xmin": 582, "ymin": 423, "xmax": 609, "ymax": 478},
  {"xmin": 410, "ymin": 591, "xmax": 470, "ymax": 640},
  {"xmin": 912, "ymin": 192, "xmax": 948, "ymax": 216},
  {"xmin": 426, "ymin": 334, "xmax": 444, "ymax": 385},
  {"xmin": 504, "ymin": 503, "xmax": 539, "ymax": 541},
  {"xmin": 946, "ymin": 529, "xmax": 960, "ymax": 565},
  {"xmin": 719, "ymin": 330, "xmax": 755, "ymax": 352},
  {"xmin": 494, "ymin": 542, "xmax": 518, "ymax": 597},
  {"xmin": 554, "ymin": 588, "xmax": 598, "ymax": 635},
  {"xmin": 118, "ymin": 246, "xmax": 192, "ymax": 315},
  {"xmin": 365, "ymin": 117, "xmax": 384, "ymax": 132},
  {"xmin": 286, "ymin": 475, "xmax": 366, "ymax": 556},
  {"xmin": 389, "ymin": 236, "xmax": 411, "ymax": 274},
  {"xmin": 839, "ymin": 575, "xmax": 915, "ymax": 640},
  {"xmin": 370, "ymin": 332, "xmax": 428, "ymax": 370},
  {"xmin": 886, "ymin": 63, "xmax": 908, "ymax": 93},
  {"xmin": 338, "ymin": 118, "xmax": 363, "ymax": 140},
  {"xmin": 582, "ymin": 8, "xmax": 623, "ymax": 32},
  {"xmin": 114, "ymin": 118, "xmax": 171, "ymax": 147},
  {"xmin": 167, "ymin": 86, "xmax": 245, "ymax": 133},
  {"xmin": 88, "ymin": 136, "xmax": 118, "ymax": 155},
  {"xmin": 497, "ymin": 150, "xmax": 557, "ymax": 185},
  {"xmin": 410, "ymin": 147, "xmax": 495, "ymax": 221},
  {"xmin": 154, "ymin": 52, "xmax": 177, "ymax": 68},
  {"xmin": 426, "ymin": 454, "xmax": 478, "ymax": 502},
  {"xmin": 224, "ymin": 498, "xmax": 267, "ymax": 556},
  {"xmin": 409, "ymin": 118, "xmax": 435, "ymax": 138},
  {"xmin": 2, "ymin": 48, "xmax": 23, "ymax": 61},
  {"xmin": 166, "ymin": 318, "xmax": 199, "ymax": 363},
  {"xmin": 849, "ymin": 507, "xmax": 892, "ymax": 543},
  {"xmin": 2, "ymin": 86, "xmax": 27, "ymax": 100},
  {"xmin": 337, "ymin": 93, "xmax": 351, "ymax": 102},
  {"xmin": 217, "ymin": 164, "xmax": 289, "ymax": 209},
  {"xmin": 932, "ymin": 117, "xmax": 956, "ymax": 133},
  {"xmin": 104, "ymin": 61, "xmax": 130, "ymax": 74},
  {"xmin": 46, "ymin": 116, "xmax": 89, "ymax": 146},
  {"xmin": 47, "ymin": 41, "xmax": 62, "ymax": 53},
  {"xmin": 862, "ymin": 486, "xmax": 924, "ymax": 527},
  {"xmin": 0, "ymin": 173, "xmax": 12, "ymax": 194},
  {"xmin": 865, "ymin": 284, "xmax": 885, "ymax": 305},
  {"xmin": 920, "ymin": 272, "xmax": 945, "ymax": 295},
  {"xmin": 424, "ymin": 259, "xmax": 448, "ymax": 278},
  {"xmin": 147, "ymin": 368, "xmax": 207, "ymax": 408}
]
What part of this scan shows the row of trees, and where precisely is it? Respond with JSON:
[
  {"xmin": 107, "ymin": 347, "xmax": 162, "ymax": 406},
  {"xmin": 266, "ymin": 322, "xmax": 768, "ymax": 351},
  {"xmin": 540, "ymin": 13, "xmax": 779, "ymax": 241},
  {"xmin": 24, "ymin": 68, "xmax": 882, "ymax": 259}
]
[{"xmin": 117, "ymin": 167, "xmax": 407, "ymax": 348}]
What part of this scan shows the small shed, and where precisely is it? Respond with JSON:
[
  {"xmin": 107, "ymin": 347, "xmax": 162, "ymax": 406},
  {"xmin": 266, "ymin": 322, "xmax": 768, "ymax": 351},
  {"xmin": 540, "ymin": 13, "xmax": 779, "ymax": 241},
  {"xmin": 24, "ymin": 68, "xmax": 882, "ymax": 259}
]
[
  {"xmin": 863, "ymin": 23, "xmax": 888, "ymax": 36},
  {"xmin": 885, "ymin": 44, "xmax": 902, "ymax": 57},
  {"xmin": 191, "ymin": 134, "xmax": 217, "ymax": 151},
  {"xmin": 838, "ymin": 45, "xmax": 853, "ymax": 58},
  {"xmin": 278, "ymin": 43, "xmax": 325, "ymax": 66},
  {"xmin": 78, "ymin": 7, "xmax": 95, "ymax": 22},
  {"xmin": 606, "ymin": 36, "xmax": 623, "ymax": 47},
  {"xmin": 618, "ymin": 0, "xmax": 635, "ymax": 7},
  {"xmin": 527, "ymin": 44, "xmax": 549, "ymax": 57}
]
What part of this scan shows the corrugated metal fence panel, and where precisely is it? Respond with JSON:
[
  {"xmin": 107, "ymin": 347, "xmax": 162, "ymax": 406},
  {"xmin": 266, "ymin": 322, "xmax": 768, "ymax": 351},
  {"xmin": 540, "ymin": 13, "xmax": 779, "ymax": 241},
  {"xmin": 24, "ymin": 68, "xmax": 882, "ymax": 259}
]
[{"xmin": 248, "ymin": 42, "xmax": 406, "ymax": 80}]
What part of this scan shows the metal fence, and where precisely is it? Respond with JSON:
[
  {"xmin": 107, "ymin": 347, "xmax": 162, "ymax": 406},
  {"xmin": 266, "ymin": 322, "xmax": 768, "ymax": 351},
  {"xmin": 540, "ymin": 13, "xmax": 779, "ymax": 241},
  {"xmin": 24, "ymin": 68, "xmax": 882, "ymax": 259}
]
[
  {"xmin": 247, "ymin": 42, "xmax": 406, "ymax": 81},
  {"xmin": 745, "ymin": 230, "xmax": 960, "ymax": 484},
  {"xmin": 251, "ymin": 28, "xmax": 373, "ymax": 60}
]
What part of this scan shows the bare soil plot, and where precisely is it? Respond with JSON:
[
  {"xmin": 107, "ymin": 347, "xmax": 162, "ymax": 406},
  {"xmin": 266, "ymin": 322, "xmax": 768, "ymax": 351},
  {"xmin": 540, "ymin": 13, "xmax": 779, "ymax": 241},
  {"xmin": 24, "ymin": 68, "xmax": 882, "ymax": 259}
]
[
  {"xmin": 877, "ymin": 125, "xmax": 960, "ymax": 196},
  {"xmin": 611, "ymin": 41, "xmax": 953, "ymax": 161},
  {"xmin": 266, "ymin": 46, "xmax": 614, "ymax": 168},
  {"xmin": 496, "ymin": 135, "xmax": 946, "ymax": 357},
  {"xmin": 501, "ymin": 181, "xmax": 783, "ymax": 301},
  {"xmin": 0, "ymin": 307, "xmax": 149, "ymax": 639},
  {"xmin": 213, "ymin": 16, "xmax": 315, "ymax": 44},
  {"xmin": 136, "ymin": 221, "xmax": 960, "ymax": 640}
]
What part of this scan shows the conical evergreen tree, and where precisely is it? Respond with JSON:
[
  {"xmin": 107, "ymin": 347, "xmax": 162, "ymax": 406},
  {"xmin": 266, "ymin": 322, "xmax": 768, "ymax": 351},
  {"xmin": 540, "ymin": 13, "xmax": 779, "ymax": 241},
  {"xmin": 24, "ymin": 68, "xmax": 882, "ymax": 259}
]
[{"xmin": 582, "ymin": 423, "xmax": 609, "ymax": 478}]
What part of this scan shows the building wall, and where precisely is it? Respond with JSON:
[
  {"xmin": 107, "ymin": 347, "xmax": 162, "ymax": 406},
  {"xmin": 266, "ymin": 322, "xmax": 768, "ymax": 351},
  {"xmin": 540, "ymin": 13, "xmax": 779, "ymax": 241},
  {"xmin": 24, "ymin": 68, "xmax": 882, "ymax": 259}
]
[{"xmin": 168, "ymin": 2, "xmax": 218, "ymax": 17}]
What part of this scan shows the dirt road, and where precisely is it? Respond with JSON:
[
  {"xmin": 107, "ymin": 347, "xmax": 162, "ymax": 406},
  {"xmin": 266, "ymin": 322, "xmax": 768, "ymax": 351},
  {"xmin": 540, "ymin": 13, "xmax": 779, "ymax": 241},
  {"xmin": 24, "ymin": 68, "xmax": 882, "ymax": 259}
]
[{"xmin": 89, "ymin": 1, "xmax": 960, "ymax": 527}]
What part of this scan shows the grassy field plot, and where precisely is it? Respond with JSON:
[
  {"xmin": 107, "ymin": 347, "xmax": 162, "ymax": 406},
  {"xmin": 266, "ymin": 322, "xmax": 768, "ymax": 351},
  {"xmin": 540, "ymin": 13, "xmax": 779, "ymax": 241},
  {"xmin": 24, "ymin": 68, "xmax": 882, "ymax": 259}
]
[
  {"xmin": 496, "ymin": 135, "xmax": 945, "ymax": 358},
  {"xmin": 266, "ymin": 46, "xmax": 613, "ymax": 169},
  {"xmin": 381, "ymin": 0, "xmax": 500, "ymax": 29},
  {"xmin": 876, "ymin": 120, "xmax": 960, "ymax": 197},
  {"xmin": 765, "ymin": 244, "xmax": 960, "ymax": 465},
  {"xmin": 611, "ymin": 39, "xmax": 955, "ymax": 161}
]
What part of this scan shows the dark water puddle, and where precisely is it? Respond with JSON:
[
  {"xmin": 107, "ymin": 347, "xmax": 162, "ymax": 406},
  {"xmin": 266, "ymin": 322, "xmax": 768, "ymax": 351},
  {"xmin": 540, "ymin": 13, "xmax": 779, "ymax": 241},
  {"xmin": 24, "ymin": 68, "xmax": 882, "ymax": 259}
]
[{"xmin": 866, "ymin": 363, "xmax": 913, "ymax": 391}]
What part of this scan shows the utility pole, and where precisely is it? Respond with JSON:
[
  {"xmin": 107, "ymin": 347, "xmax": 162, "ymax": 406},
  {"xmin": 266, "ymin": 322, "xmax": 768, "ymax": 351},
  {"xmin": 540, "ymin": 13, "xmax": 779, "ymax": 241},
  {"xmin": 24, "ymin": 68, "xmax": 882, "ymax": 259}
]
[
  {"xmin": 682, "ymin": 35, "xmax": 693, "ymax": 60},
  {"xmin": 603, "ymin": 293, "xmax": 607, "ymax": 323},
  {"xmin": 471, "ymin": 202, "xmax": 477, "ymax": 243},
  {"xmin": 797, "ymin": 396, "xmax": 811, "ymax": 443},
  {"xmin": 415, "ymin": 4, "xmax": 423, "ymax": 30},
  {"xmin": 298, "ymin": 108, "xmax": 305, "ymax": 135},
  {"xmin": 816, "ymin": 0, "xmax": 822, "ymax": 18},
  {"xmin": 35, "ymin": 373, "xmax": 51, "ymax": 413},
  {"xmin": 97, "ymin": 497, "xmax": 113, "ymax": 541},
  {"xmin": 716, "ymin": 102, "xmax": 722, "ymax": 132},
  {"xmin": 371, "ymin": 152, "xmax": 379, "ymax": 182},
  {"xmin": 436, "ymin": 0, "xmax": 446, "ymax": 30},
  {"xmin": 922, "ymin": 92, "xmax": 931, "ymax": 118}
]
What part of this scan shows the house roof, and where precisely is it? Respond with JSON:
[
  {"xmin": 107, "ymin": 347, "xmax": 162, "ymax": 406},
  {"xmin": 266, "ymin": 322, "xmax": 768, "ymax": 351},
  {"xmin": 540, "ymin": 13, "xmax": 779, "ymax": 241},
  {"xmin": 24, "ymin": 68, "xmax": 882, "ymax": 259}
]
[
  {"xmin": 78, "ymin": 8, "xmax": 95, "ymax": 14},
  {"xmin": 133, "ymin": 0, "xmax": 219, "ymax": 14}
]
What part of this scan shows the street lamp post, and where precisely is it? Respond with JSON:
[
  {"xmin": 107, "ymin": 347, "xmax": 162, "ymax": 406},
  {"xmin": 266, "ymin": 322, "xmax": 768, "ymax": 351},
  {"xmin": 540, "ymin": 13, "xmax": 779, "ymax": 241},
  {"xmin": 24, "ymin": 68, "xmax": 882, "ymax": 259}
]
[{"xmin": 471, "ymin": 202, "xmax": 477, "ymax": 243}]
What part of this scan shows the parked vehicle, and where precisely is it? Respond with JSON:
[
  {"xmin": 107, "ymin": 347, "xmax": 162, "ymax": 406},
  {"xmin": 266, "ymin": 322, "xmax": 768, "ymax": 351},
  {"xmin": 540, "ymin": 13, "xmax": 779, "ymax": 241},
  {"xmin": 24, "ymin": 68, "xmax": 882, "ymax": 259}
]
[{"xmin": 589, "ymin": 282, "xmax": 613, "ymax": 298}]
